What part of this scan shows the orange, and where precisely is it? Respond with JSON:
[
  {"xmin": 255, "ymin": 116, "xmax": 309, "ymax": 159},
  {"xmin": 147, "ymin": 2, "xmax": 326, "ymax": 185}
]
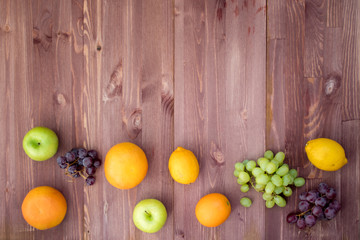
[
  {"xmin": 168, "ymin": 147, "xmax": 199, "ymax": 184},
  {"xmin": 21, "ymin": 186, "xmax": 67, "ymax": 230},
  {"xmin": 195, "ymin": 193, "xmax": 231, "ymax": 227},
  {"xmin": 105, "ymin": 142, "xmax": 148, "ymax": 189}
]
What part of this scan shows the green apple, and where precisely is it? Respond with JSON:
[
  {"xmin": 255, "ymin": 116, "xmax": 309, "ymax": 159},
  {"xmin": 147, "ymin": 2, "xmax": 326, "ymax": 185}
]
[
  {"xmin": 133, "ymin": 199, "xmax": 167, "ymax": 233},
  {"xmin": 23, "ymin": 127, "xmax": 59, "ymax": 161}
]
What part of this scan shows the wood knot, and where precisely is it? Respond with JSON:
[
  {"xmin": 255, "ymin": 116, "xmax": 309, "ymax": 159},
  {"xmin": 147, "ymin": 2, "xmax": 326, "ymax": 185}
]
[
  {"xmin": 3, "ymin": 24, "xmax": 11, "ymax": 33},
  {"xmin": 125, "ymin": 109, "xmax": 142, "ymax": 139},
  {"xmin": 174, "ymin": 7, "xmax": 180, "ymax": 16},
  {"xmin": 210, "ymin": 142, "xmax": 225, "ymax": 165},
  {"xmin": 33, "ymin": 27, "xmax": 52, "ymax": 50},
  {"xmin": 324, "ymin": 74, "xmax": 341, "ymax": 96},
  {"xmin": 56, "ymin": 93, "xmax": 66, "ymax": 105},
  {"xmin": 103, "ymin": 61, "xmax": 123, "ymax": 102},
  {"xmin": 175, "ymin": 229, "xmax": 185, "ymax": 238}
]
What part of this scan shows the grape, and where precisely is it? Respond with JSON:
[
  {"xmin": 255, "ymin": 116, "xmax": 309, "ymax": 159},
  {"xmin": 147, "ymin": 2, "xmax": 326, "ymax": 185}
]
[
  {"xmin": 258, "ymin": 158, "xmax": 269, "ymax": 171},
  {"xmin": 83, "ymin": 157, "xmax": 93, "ymax": 168},
  {"xmin": 271, "ymin": 175, "xmax": 283, "ymax": 187},
  {"xmin": 86, "ymin": 176, "xmax": 96, "ymax": 185},
  {"xmin": 312, "ymin": 205, "xmax": 324, "ymax": 218},
  {"xmin": 234, "ymin": 170, "xmax": 240, "ymax": 177},
  {"xmin": 286, "ymin": 213, "xmax": 298, "ymax": 224},
  {"xmin": 252, "ymin": 167, "xmax": 264, "ymax": 177},
  {"xmin": 274, "ymin": 186, "xmax": 284, "ymax": 195},
  {"xmin": 71, "ymin": 148, "xmax": 79, "ymax": 157},
  {"xmin": 241, "ymin": 184, "xmax": 250, "ymax": 193},
  {"xmin": 264, "ymin": 150, "xmax": 274, "ymax": 160},
  {"xmin": 294, "ymin": 177, "xmax": 305, "ymax": 187},
  {"xmin": 329, "ymin": 200, "xmax": 341, "ymax": 212},
  {"xmin": 265, "ymin": 162, "xmax": 277, "ymax": 174},
  {"xmin": 326, "ymin": 187, "xmax": 336, "ymax": 200},
  {"xmin": 324, "ymin": 207, "xmax": 337, "ymax": 219},
  {"xmin": 318, "ymin": 182, "xmax": 329, "ymax": 195},
  {"xmin": 242, "ymin": 160, "xmax": 249, "ymax": 166},
  {"xmin": 246, "ymin": 160, "xmax": 257, "ymax": 172},
  {"xmin": 282, "ymin": 174, "xmax": 292, "ymax": 186},
  {"xmin": 76, "ymin": 164, "xmax": 83, "ymax": 172},
  {"xmin": 266, "ymin": 200, "xmax": 275, "ymax": 208},
  {"xmin": 274, "ymin": 151, "xmax": 285, "ymax": 164},
  {"xmin": 315, "ymin": 197, "xmax": 327, "ymax": 207},
  {"xmin": 237, "ymin": 178, "xmax": 246, "ymax": 185},
  {"xmin": 262, "ymin": 193, "xmax": 273, "ymax": 201},
  {"xmin": 296, "ymin": 218, "xmax": 306, "ymax": 229},
  {"xmin": 57, "ymin": 156, "xmax": 66, "ymax": 166},
  {"xmin": 73, "ymin": 173, "xmax": 80, "ymax": 178},
  {"xmin": 283, "ymin": 187, "xmax": 292, "ymax": 197},
  {"xmin": 256, "ymin": 174, "xmax": 270, "ymax": 185},
  {"xmin": 240, "ymin": 197, "xmax": 252, "ymax": 207},
  {"xmin": 276, "ymin": 164, "xmax": 289, "ymax": 176},
  {"xmin": 68, "ymin": 165, "xmax": 77, "ymax": 174},
  {"xmin": 305, "ymin": 214, "xmax": 316, "ymax": 227},
  {"xmin": 65, "ymin": 152, "xmax": 76, "ymax": 163},
  {"xmin": 306, "ymin": 190, "xmax": 319, "ymax": 203},
  {"xmin": 288, "ymin": 175, "xmax": 294, "ymax": 185},
  {"xmin": 87, "ymin": 150, "xmax": 98, "ymax": 159},
  {"xmin": 239, "ymin": 172, "xmax": 250, "ymax": 183},
  {"xmin": 274, "ymin": 195, "xmax": 286, "ymax": 207},
  {"xmin": 78, "ymin": 148, "xmax": 87, "ymax": 158},
  {"xmin": 265, "ymin": 182, "xmax": 275, "ymax": 194},
  {"xmin": 78, "ymin": 158, "xmax": 84, "ymax": 166},
  {"xmin": 299, "ymin": 201, "xmax": 311, "ymax": 212},
  {"xmin": 299, "ymin": 192, "xmax": 307, "ymax": 200},
  {"xmin": 254, "ymin": 184, "xmax": 265, "ymax": 191},
  {"xmin": 235, "ymin": 162, "xmax": 245, "ymax": 171},
  {"xmin": 86, "ymin": 166, "xmax": 96, "ymax": 176},
  {"xmin": 59, "ymin": 163, "xmax": 67, "ymax": 169},
  {"xmin": 93, "ymin": 159, "xmax": 102, "ymax": 168},
  {"xmin": 271, "ymin": 159, "xmax": 280, "ymax": 169},
  {"xmin": 288, "ymin": 169, "xmax": 298, "ymax": 178}
]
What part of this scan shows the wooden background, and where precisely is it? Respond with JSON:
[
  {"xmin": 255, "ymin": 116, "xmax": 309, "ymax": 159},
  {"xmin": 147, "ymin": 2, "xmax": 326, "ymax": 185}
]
[{"xmin": 0, "ymin": 0, "xmax": 359, "ymax": 239}]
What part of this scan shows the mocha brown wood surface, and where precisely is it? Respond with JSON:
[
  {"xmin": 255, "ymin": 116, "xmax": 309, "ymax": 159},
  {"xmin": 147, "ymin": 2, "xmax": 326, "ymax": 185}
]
[{"xmin": 0, "ymin": 0, "xmax": 359, "ymax": 239}]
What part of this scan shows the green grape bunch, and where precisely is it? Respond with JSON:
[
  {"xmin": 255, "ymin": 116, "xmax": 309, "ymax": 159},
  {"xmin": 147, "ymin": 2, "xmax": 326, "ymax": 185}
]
[{"xmin": 234, "ymin": 150, "xmax": 306, "ymax": 208}]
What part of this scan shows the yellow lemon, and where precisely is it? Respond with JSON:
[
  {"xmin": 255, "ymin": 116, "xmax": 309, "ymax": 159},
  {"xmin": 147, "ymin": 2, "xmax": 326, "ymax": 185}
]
[
  {"xmin": 305, "ymin": 138, "xmax": 347, "ymax": 171},
  {"xmin": 169, "ymin": 147, "xmax": 199, "ymax": 184}
]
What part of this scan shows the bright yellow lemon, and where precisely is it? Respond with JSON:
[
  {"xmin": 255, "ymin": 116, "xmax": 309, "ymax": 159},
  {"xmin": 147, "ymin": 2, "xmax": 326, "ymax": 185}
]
[{"xmin": 168, "ymin": 147, "xmax": 199, "ymax": 184}]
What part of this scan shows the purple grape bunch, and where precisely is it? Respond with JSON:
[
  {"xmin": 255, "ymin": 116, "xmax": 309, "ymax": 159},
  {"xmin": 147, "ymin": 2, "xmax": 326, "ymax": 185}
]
[
  {"xmin": 286, "ymin": 182, "xmax": 341, "ymax": 229},
  {"xmin": 56, "ymin": 148, "xmax": 102, "ymax": 186}
]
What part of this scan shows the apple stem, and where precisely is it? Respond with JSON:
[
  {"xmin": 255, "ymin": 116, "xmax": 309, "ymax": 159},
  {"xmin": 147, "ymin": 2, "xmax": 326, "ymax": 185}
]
[{"xmin": 145, "ymin": 211, "xmax": 151, "ymax": 216}]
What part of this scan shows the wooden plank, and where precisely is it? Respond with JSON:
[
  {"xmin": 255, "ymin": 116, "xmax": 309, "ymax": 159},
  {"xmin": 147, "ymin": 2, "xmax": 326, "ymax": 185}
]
[
  {"xmin": 267, "ymin": 0, "xmax": 286, "ymax": 39},
  {"xmin": 327, "ymin": 0, "xmax": 343, "ymax": 27}
]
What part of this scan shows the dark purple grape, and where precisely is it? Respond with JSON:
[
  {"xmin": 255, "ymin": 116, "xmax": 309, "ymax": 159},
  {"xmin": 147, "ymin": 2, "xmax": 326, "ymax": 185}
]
[
  {"xmin": 286, "ymin": 213, "xmax": 298, "ymax": 224},
  {"xmin": 73, "ymin": 173, "xmax": 80, "ymax": 178},
  {"xmin": 306, "ymin": 190, "xmax": 319, "ymax": 203},
  {"xmin": 87, "ymin": 150, "xmax": 98, "ymax": 159},
  {"xmin": 299, "ymin": 201, "xmax": 311, "ymax": 212},
  {"xmin": 68, "ymin": 165, "xmax": 77, "ymax": 174},
  {"xmin": 78, "ymin": 158, "xmax": 84, "ymax": 166},
  {"xmin": 299, "ymin": 192, "xmax": 307, "ymax": 201},
  {"xmin": 318, "ymin": 182, "xmax": 329, "ymax": 195},
  {"xmin": 76, "ymin": 165, "xmax": 83, "ymax": 171},
  {"xmin": 78, "ymin": 148, "xmax": 87, "ymax": 158},
  {"xmin": 71, "ymin": 148, "xmax": 79, "ymax": 158},
  {"xmin": 326, "ymin": 187, "xmax": 336, "ymax": 200},
  {"xmin": 93, "ymin": 159, "xmax": 102, "ymax": 168},
  {"xmin": 324, "ymin": 207, "xmax": 337, "ymax": 220},
  {"xmin": 329, "ymin": 200, "xmax": 341, "ymax": 212},
  {"xmin": 296, "ymin": 218, "xmax": 306, "ymax": 229},
  {"xmin": 86, "ymin": 176, "xmax": 96, "ymax": 185},
  {"xmin": 65, "ymin": 152, "xmax": 76, "ymax": 163},
  {"xmin": 57, "ymin": 156, "xmax": 66, "ymax": 165},
  {"xmin": 59, "ymin": 163, "xmax": 68, "ymax": 169},
  {"xmin": 86, "ymin": 166, "xmax": 96, "ymax": 176},
  {"xmin": 312, "ymin": 205, "xmax": 324, "ymax": 218},
  {"xmin": 305, "ymin": 214, "xmax": 317, "ymax": 227},
  {"xmin": 315, "ymin": 197, "xmax": 327, "ymax": 207},
  {"xmin": 83, "ymin": 157, "xmax": 93, "ymax": 168}
]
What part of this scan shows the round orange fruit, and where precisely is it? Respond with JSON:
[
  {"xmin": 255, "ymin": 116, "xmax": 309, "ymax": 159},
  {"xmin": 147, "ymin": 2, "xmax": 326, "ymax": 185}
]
[
  {"xmin": 168, "ymin": 147, "xmax": 199, "ymax": 184},
  {"xmin": 105, "ymin": 142, "xmax": 148, "ymax": 189},
  {"xmin": 195, "ymin": 193, "xmax": 231, "ymax": 227},
  {"xmin": 21, "ymin": 186, "xmax": 67, "ymax": 230}
]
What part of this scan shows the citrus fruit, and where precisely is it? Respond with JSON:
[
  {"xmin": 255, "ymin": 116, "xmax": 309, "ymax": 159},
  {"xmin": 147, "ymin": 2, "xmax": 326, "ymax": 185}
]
[
  {"xmin": 105, "ymin": 142, "xmax": 148, "ymax": 189},
  {"xmin": 168, "ymin": 147, "xmax": 199, "ymax": 184},
  {"xmin": 21, "ymin": 186, "xmax": 67, "ymax": 230},
  {"xmin": 195, "ymin": 193, "xmax": 231, "ymax": 227},
  {"xmin": 305, "ymin": 138, "xmax": 347, "ymax": 171}
]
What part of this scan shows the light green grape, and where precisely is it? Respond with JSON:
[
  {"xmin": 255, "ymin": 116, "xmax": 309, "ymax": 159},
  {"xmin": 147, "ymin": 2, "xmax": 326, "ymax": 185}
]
[
  {"xmin": 237, "ymin": 178, "xmax": 246, "ymax": 185},
  {"xmin": 241, "ymin": 184, "xmax": 250, "ymax": 193},
  {"xmin": 252, "ymin": 167, "xmax": 264, "ymax": 177},
  {"xmin": 271, "ymin": 174, "xmax": 283, "ymax": 187},
  {"xmin": 265, "ymin": 162, "xmax": 277, "ymax": 174},
  {"xmin": 274, "ymin": 151, "xmax": 285, "ymax": 164},
  {"xmin": 264, "ymin": 150, "xmax": 274, "ymax": 160},
  {"xmin": 239, "ymin": 172, "xmax": 250, "ymax": 183},
  {"xmin": 262, "ymin": 192, "xmax": 273, "ymax": 201},
  {"xmin": 274, "ymin": 186, "xmax": 284, "ymax": 195},
  {"xmin": 242, "ymin": 160, "xmax": 249, "ymax": 166},
  {"xmin": 240, "ymin": 197, "xmax": 252, "ymax": 207},
  {"xmin": 256, "ymin": 173, "xmax": 270, "ymax": 185},
  {"xmin": 274, "ymin": 195, "xmax": 287, "ymax": 207},
  {"xmin": 289, "ymin": 169, "xmax": 298, "ymax": 178},
  {"xmin": 266, "ymin": 200, "xmax": 275, "ymax": 208},
  {"xmin": 294, "ymin": 177, "xmax": 305, "ymax": 187},
  {"xmin": 246, "ymin": 160, "xmax": 257, "ymax": 172},
  {"xmin": 282, "ymin": 174, "xmax": 292, "ymax": 186},
  {"xmin": 283, "ymin": 186, "xmax": 292, "ymax": 197},
  {"xmin": 265, "ymin": 182, "xmax": 275, "ymax": 194},
  {"xmin": 235, "ymin": 162, "xmax": 245, "ymax": 171},
  {"xmin": 271, "ymin": 159, "xmax": 280, "ymax": 168},
  {"xmin": 257, "ymin": 158, "xmax": 269, "ymax": 169},
  {"xmin": 234, "ymin": 170, "xmax": 240, "ymax": 177},
  {"xmin": 276, "ymin": 164, "xmax": 289, "ymax": 176},
  {"xmin": 254, "ymin": 184, "xmax": 265, "ymax": 191},
  {"xmin": 288, "ymin": 175, "xmax": 294, "ymax": 185}
]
